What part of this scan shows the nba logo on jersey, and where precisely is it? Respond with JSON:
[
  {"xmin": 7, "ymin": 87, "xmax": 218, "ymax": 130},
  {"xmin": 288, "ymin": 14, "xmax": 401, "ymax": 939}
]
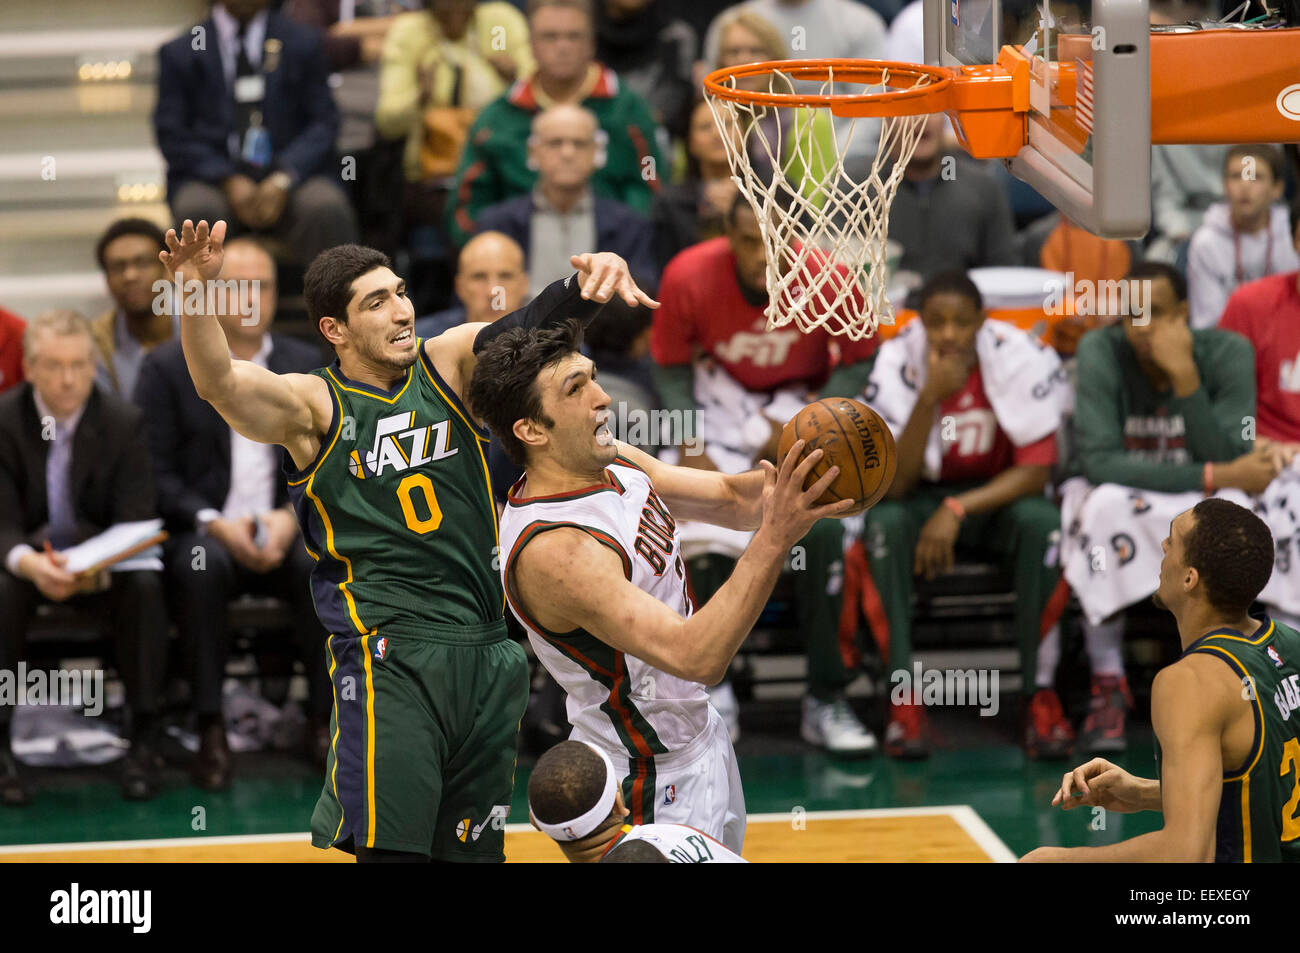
[
  {"xmin": 375, "ymin": 637, "xmax": 388, "ymax": 660},
  {"xmin": 664, "ymin": 784, "xmax": 676, "ymax": 805},
  {"xmin": 1269, "ymin": 645, "xmax": 1284, "ymax": 667}
]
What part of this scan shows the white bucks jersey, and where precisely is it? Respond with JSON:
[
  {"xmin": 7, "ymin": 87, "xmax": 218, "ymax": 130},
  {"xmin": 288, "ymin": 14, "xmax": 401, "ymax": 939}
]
[
  {"xmin": 606, "ymin": 824, "xmax": 747, "ymax": 863},
  {"xmin": 499, "ymin": 455, "xmax": 709, "ymax": 759}
]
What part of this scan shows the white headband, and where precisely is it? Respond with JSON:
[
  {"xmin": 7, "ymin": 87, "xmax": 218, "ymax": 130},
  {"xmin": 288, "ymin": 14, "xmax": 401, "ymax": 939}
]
[{"xmin": 530, "ymin": 742, "xmax": 619, "ymax": 842}]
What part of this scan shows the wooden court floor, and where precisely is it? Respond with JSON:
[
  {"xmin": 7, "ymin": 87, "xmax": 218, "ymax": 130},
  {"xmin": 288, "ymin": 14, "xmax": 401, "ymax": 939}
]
[{"xmin": 0, "ymin": 807, "xmax": 1014, "ymax": 863}]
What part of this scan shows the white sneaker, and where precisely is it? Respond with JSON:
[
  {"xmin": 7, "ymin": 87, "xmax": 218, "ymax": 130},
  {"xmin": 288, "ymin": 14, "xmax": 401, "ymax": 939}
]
[
  {"xmin": 709, "ymin": 681, "xmax": 741, "ymax": 743},
  {"xmin": 801, "ymin": 695, "xmax": 877, "ymax": 757}
]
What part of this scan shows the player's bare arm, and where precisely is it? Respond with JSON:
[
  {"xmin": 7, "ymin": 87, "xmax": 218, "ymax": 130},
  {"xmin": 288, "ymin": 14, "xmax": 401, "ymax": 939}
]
[
  {"xmin": 513, "ymin": 442, "xmax": 853, "ymax": 684},
  {"xmin": 1022, "ymin": 657, "xmax": 1234, "ymax": 861},
  {"xmin": 162, "ymin": 219, "xmax": 331, "ymax": 470},
  {"xmin": 614, "ymin": 441, "xmax": 767, "ymax": 531},
  {"xmin": 426, "ymin": 252, "xmax": 659, "ymax": 403}
]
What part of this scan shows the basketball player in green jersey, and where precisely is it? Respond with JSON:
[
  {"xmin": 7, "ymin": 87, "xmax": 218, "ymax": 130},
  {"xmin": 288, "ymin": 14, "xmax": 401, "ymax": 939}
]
[
  {"xmin": 1023, "ymin": 499, "xmax": 1300, "ymax": 862},
  {"xmin": 160, "ymin": 219, "xmax": 656, "ymax": 862}
]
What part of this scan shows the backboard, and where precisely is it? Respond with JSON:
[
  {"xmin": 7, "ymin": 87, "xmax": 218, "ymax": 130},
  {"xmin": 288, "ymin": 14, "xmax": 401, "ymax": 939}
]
[{"xmin": 924, "ymin": 0, "xmax": 1153, "ymax": 237}]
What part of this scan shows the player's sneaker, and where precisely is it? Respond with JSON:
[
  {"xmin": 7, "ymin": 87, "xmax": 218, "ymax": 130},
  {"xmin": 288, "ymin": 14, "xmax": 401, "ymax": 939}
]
[
  {"xmin": 801, "ymin": 695, "xmax": 878, "ymax": 758},
  {"xmin": 1079, "ymin": 674, "xmax": 1133, "ymax": 753},
  {"xmin": 1024, "ymin": 688, "xmax": 1074, "ymax": 760},
  {"xmin": 884, "ymin": 702, "xmax": 929, "ymax": 759},
  {"xmin": 709, "ymin": 680, "xmax": 741, "ymax": 744}
]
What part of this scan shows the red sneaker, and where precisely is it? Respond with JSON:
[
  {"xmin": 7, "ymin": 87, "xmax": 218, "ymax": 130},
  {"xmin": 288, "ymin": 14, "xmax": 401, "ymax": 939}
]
[
  {"xmin": 884, "ymin": 702, "xmax": 930, "ymax": 760},
  {"xmin": 1080, "ymin": 674, "xmax": 1133, "ymax": 753},
  {"xmin": 1024, "ymin": 688, "xmax": 1074, "ymax": 760}
]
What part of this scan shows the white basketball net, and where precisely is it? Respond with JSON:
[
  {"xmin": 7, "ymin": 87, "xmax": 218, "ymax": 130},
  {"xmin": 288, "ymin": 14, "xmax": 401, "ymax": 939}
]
[{"xmin": 705, "ymin": 66, "xmax": 934, "ymax": 341}]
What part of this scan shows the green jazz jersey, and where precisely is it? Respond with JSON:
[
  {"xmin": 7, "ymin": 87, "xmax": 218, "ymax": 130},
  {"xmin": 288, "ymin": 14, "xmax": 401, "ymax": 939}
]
[
  {"xmin": 286, "ymin": 345, "xmax": 505, "ymax": 639},
  {"xmin": 1158, "ymin": 618, "xmax": 1300, "ymax": 862}
]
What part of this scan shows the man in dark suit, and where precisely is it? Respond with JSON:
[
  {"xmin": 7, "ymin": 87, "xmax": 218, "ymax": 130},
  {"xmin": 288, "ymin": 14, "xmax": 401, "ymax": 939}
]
[
  {"xmin": 154, "ymin": 0, "xmax": 358, "ymax": 264},
  {"xmin": 135, "ymin": 238, "xmax": 330, "ymax": 790},
  {"xmin": 0, "ymin": 310, "xmax": 170, "ymax": 805},
  {"xmin": 475, "ymin": 104, "xmax": 658, "ymax": 295}
]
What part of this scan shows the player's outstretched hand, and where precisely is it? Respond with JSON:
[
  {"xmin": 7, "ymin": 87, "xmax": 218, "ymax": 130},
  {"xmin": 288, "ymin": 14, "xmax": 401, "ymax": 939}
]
[
  {"xmin": 1050, "ymin": 757, "xmax": 1149, "ymax": 814},
  {"xmin": 160, "ymin": 219, "xmax": 227, "ymax": 281},
  {"xmin": 569, "ymin": 252, "xmax": 659, "ymax": 310},
  {"xmin": 756, "ymin": 439, "xmax": 856, "ymax": 551}
]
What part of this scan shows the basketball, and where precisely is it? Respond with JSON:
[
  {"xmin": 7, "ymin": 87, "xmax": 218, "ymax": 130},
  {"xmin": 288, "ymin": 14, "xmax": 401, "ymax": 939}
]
[{"xmin": 777, "ymin": 398, "xmax": 897, "ymax": 516}]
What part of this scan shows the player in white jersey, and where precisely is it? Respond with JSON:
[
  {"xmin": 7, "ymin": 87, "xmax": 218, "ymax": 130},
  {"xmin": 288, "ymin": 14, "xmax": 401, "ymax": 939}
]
[
  {"xmin": 470, "ymin": 319, "xmax": 852, "ymax": 852},
  {"xmin": 527, "ymin": 740, "xmax": 746, "ymax": 863}
]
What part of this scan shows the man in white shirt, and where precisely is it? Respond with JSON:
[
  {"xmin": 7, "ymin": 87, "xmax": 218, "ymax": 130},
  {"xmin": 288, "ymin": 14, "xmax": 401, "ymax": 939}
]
[{"xmin": 134, "ymin": 238, "xmax": 329, "ymax": 790}]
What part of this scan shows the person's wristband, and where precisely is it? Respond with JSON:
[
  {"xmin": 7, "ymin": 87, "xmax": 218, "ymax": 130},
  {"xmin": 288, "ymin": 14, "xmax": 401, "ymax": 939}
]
[
  {"xmin": 942, "ymin": 496, "xmax": 966, "ymax": 521},
  {"xmin": 1203, "ymin": 462, "xmax": 1215, "ymax": 496}
]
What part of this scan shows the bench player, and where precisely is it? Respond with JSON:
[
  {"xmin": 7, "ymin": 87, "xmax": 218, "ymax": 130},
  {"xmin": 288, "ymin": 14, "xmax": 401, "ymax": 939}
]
[
  {"xmin": 1023, "ymin": 499, "xmax": 1300, "ymax": 862},
  {"xmin": 470, "ymin": 319, "xmax": 853, "ymax": 852},
  {"xmin": 160, "ymin": 220, "xmax": 655, "ymax": 862},
  {"xmin": 527, "ymin": 740, "xmax": 746, "ymax": 863}
]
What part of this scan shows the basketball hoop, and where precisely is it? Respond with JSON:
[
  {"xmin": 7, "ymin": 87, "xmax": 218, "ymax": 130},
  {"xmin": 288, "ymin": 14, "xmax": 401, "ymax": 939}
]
[{"xmin": 703, "ymin": 59, "xmax": 957, "ymax": 340}]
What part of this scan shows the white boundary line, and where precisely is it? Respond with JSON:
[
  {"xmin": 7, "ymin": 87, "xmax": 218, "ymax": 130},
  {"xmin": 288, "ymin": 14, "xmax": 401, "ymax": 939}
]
[
  {"xmin": 948, "ymin": 805, "xmax": 1018, "ymax": 863},
  {"xmin": 0, "ymin": 806, "xmax": 1016, "ymax": 861}
]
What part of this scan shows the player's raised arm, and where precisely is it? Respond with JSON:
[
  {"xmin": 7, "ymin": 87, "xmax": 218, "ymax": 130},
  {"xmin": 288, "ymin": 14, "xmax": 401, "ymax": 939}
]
[
  {"xmin": 513, "ymin": 443, "xmax": 852, "ymax": 684},
  {"xmin": 162, "ymin": 220, "xmax": 327, "ymax": 461},
  {"xmin": 614, "ymin": 441, "xmax": 767, "ymax": 531},
  {"xmin": 1022, "ymin": 659, "xmax": 1226, "ymax": 862},
  {"xmin": 428, "ymin": 253, "xmax": 659, "ymax": 399}
]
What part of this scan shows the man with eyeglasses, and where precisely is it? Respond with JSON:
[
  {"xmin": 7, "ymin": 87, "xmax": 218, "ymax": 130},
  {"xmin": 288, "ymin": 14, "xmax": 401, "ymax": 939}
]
[
  {"xmin": 477, "ymin": 104, "xmax": 657, "ymax": 297},
  {"xmin": 91, "ymin": 218, "xmax": 178, "ymax": 399},
  {"xmin": 445, "ymin": 0, "xmax": 662, "ymax": 248}
]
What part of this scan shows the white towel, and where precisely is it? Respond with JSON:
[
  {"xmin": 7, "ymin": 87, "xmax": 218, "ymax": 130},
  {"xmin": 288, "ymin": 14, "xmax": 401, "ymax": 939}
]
[
  {"xmin": 865, "ymin": 318, "xmax": 1068, "ymax": 480},
  {"xmin": 1061, "ymin": 465, "xmax": 1300, "ymax": 626}
]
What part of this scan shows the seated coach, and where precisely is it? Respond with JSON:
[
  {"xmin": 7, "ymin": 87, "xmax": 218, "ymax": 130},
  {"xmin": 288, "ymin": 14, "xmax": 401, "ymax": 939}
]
[
  {"xmin": 135, "ymin": 238, "xmax": 331, "ymax": 791},
  {"xmin": 0, "ymin": 310, "xmax": 169, "ymax": 804}
]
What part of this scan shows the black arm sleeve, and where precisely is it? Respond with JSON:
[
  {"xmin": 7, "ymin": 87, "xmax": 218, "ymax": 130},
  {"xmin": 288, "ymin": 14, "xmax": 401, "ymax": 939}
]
[{"xmin": 472, "ymin": 273, "xmax": 608, "ymax": 354}]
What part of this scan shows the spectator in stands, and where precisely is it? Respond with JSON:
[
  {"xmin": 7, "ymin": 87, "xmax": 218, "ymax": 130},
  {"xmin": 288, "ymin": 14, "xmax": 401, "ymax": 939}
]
[
  {"xmin": 134, "ymin": 239, "xmax": 330, "ymax": 791},
  {"xmin": 0, "ymin": 306, "xmax": 24, "ymax": 394},
  {"xmin": 860, "ymin": 272, "xmax": 1067, "ymax": 759},
  {"xmin": 651, "ymin": 99, "xmax": 739, "ymax": 272},
  {"xmin": 1218, "ymin": 197, "xmax": 1300, "ymax": 455},
  {"xmin": 702, "ymin": 0, "xmax": 888, "ymax": 177},
  {"xmin": 155, "ymin": 0, "xmax": 359, "ymax": 265},
  {"xmin": 0, "ymin": 310, "xmax": 169, "ymax": 804},
  {"xmin": 477, "ymin": 104, "xmax": 658, "ymax": 295},
  {"xmin": 889, "ymin": 114, "xmax": 1018, "ymax": 286},
  {"xmin": 705, "ymin": 11, "xmax": 835, "ymax": 208},
  {"xmin": 374, "ymin": 0, "xmax": 534, "ymax": 184},
  {"xmin": 1059, "ymin": 261, "xmax": 1273, "ymax": 754},
  {"xmin": 1187, "ymin": 144, "xmax": 1299, "ymax": 329},
  {"xmin": 90, "ymin": 219, "xmax": 177, "ymax": 399},
  {"xmin": 650, "ymin": 196, "xmax": 878, "ymax": 753},
  {"xmin": 445, "ymin": 0, "xmax": 662, "ymax": 247},
  {"xmin": 415, "ymin": 231, "xmax": 531, "ymax": 338},
  {"xmin": 595, "ymin": 0, "xmax": 696, "ymax": 146}
]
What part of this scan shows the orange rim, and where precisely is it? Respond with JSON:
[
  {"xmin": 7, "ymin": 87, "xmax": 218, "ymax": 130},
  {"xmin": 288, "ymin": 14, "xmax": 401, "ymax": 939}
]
[{"xmin": 703, "ymin": 58, "xmax": 957, "ymax": 117}]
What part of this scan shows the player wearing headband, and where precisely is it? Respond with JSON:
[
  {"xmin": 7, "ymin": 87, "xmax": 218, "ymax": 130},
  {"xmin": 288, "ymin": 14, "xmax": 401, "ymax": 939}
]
[
  {"xmin": 528, "ymin": 740, "xmax": 747, "ymax": 863},
  {"xmin": 471, "ymin": 319, "xmax": 852, "ymax": 852}
]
